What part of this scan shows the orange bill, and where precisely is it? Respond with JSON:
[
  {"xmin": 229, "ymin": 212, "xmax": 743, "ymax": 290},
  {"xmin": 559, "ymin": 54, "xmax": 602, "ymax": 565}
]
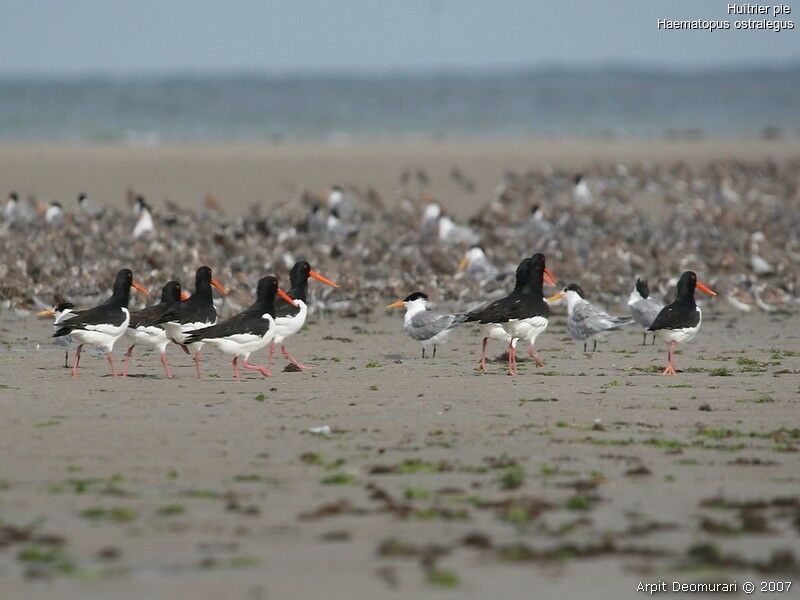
[
  {"xmin": 36, "ymin": 308, "xmax": 56, "ymax": 318},
  {"xmin": 132, "ymin": 281, "xmax": 151, "ymax": 297},
  {"xmin": 458, "ymin": 256, "xmax": 469, "ymax": 271},
  {"xmin": 543, "ymin": 267, "xmax": 557, "ymax": 287},
  {"xmin": 277, "ymin": 288, "xmax": 295, "ymax": 305},
  {"xmin": 211, "ymin": 278, "xmax": 227, "ymax": 294},
  {"xmin": 546, "ymin": 291, "xmax": 565, "ymax": 303},
  {"xmin": 386, "ymin": 300, "xmax": 405, "ymax": 309},
  {"xmin": 696, "ymin": 281, "xmax": 717, "ymax": 296},
  {"xmin": 309, "ymin": 270, "xmax": 339, "ymax": 288},
  {"xmin": 180, "ymin": 291, "xmax": 190, "ymax": 301}
]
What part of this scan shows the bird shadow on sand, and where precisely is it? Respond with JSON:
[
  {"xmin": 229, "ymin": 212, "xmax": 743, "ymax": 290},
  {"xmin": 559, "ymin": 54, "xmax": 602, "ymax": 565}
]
[{"xmin": 106, "ymin": 373, "xmax": 160, "ymax": 379}]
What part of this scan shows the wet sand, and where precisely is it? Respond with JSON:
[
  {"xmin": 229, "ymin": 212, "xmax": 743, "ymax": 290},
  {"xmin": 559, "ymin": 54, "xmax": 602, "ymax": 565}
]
[
  {"xmin": 1, "ymin": 304, "xmax": 799, "ymax": 599},
  {"xmin": 2, "ymin": 138, "xmax": 800, "ymax": 218}
]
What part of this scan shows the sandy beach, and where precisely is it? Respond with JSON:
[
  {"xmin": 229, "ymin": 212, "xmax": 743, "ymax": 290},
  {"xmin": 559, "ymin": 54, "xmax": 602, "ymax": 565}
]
[
  {"xmin": 1, "ymin": 140, "xmax": 799, "ymax": 599},
  {"xmin": 1, "ymin": 303, "xmax": 799, "ymax": 599}
]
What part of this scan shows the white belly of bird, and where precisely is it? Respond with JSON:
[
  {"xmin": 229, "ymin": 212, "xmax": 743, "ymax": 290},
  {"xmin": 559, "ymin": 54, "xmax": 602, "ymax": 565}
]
[
  {"xmin": 482, "ymin": 323, "xmax": 512, "ymax": 343},
  {"xmin": 162, "ymin": 320, "xmax": 215, "ymax": 350},
  {"xmin": 659, "ymin": 324, "xmax": 700, "ymax": 344},
  {"xmin": 203, "ymin": 323, "xmax": 276, "ymax": 359},
  {"xmin": 273, "ymin": 301, "xmax": 307, "ymax": 345},
  {"xmin": 591, "ymin": 329, "xmax": 613, "ymax": 342},
  {"xmin": 125, "ymin": 325, "xmax": 169, "ymax": 351},
  {"xmin": 421, "ymin": 328, "xmax": 452, "ymax": 348},
  {"xmin": 505, "ymin": 316, "xmax": 548, "ymax": 344},
  {"xmin": 70, "ymin": 310, "xmax": 130, "ymax": 353}
]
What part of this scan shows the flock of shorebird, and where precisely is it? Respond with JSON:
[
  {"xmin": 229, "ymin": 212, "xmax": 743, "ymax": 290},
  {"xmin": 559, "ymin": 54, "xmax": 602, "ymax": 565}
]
[
  {"xmin": 39, "ymin": 251, "xmax": 715, "ymax": 379},
  {"xmin": 38, "ymin": 263, "xmax": 338, "ymax": 380}
]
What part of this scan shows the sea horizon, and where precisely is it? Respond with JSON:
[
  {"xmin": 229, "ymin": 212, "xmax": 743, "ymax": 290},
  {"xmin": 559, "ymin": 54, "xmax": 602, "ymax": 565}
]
[{"xmin": 2, "ymin": 64, "xmax": 798, "ymax": 143}]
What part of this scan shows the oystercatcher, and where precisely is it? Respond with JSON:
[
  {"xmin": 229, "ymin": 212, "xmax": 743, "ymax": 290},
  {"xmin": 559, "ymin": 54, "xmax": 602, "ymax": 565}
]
[
  {"xmin": 267, "ymin": 261, "xmax": 338, "ymax": 371},
  {"xmin": 120, "ymin": 281, "xmax": 189, "ymax": 378},
  {"xmin": 185, "ymin": 276, "xmax": 294, "ymax": 380},
  {"xmin": 37, "ymin": 301, "xmax": 77, "ymax": 367},
  {"xmin": 648, "ymin": 271, "xmax": 717, "ymax": 375},
  {"xmin": 158, "ymin": 266, "xmax": 226, "ymax": 379},
  {"xmin": 548, "ymin": 284, "xmax": 632, "ymax": 352},
  {"xmin": 627, "ymin": 278, "xmax": 665, "ymax": 345},
  {"xmin": 387, "ymin": 291, "xmax": 466, "ymax": 358},
  {"xmin": 54, "ymin": 269, "xmax": 149, "ymax": 377},
  {"xmin": 464, "ymin": 253, "xmax": 556, "ymax": 375}
]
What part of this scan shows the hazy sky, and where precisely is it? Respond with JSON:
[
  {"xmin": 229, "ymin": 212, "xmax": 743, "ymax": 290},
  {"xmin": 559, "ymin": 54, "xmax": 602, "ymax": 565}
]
[{"xmin": 2, "ymin": 0, "xmax": 798, "ymax": 74}]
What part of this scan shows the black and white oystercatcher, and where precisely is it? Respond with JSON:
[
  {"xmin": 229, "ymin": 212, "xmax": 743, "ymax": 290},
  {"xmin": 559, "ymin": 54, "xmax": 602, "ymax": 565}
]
[
  {"xmin": 120, "ymin": 281, "xmax": 189, "ymax": 378},
  {"xmin": 54, "ymin": 269, "xmax": 150, "ymax": 377},
  {"xmin": 464, "ymin": 253, "xmax": 556, "ymax": 375},
  {"xmin": 185, "ymin": 276, "xmax": 294, "ymax": 380},
  {"xmin": 267, "ymin": 261, "xmax": 338, "ymax": 371},
  {"xmin": 648, "ymin": 271, "xmax": 717, "ymax": 375},
  {"xmin": 158, "ymin": 266, "xmax": 227, "ymax": 379}
]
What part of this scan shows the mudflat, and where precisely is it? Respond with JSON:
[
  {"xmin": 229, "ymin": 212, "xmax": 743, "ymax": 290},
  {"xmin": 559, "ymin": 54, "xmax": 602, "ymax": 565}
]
[{"xmin": 0, "ymin": 304, "xmax": 798, "ymax": 599}]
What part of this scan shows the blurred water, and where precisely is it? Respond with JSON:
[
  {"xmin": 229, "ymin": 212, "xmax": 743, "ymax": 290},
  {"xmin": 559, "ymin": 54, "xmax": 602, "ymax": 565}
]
[{"xmin": 1, "ymin": 66, "xmax": 798, "ymax": 142}]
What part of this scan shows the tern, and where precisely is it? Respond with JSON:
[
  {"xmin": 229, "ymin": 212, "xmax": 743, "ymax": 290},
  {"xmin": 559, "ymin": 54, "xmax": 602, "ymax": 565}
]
[
  {"xmin": 387, "ymin": 292, "xmax": 466, "ymax": 358},
  {"xmin": 548, "ymin": 284, "xmax": 632, "ymax": 352},
  {"xmin": 627, "ymin": 278, "xmax": 665, "ymax": 345}
]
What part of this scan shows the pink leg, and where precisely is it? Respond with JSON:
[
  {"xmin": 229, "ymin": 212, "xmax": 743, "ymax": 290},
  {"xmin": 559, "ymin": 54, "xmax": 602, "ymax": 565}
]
[
  {"xmin": 106, "ymin": 352, "xmax": 118, "ymax": 377},
  {"xmin": 663, "ymin": 341, "xmax": 678, "ymax": 375},
  {"xmin": 476, "ymin": 337, "xmax": 488, "ymax": 372},
  {"xmin": 243, "ymin": 358, "xmax": 272, "ymax": 378},
  {"xmin": 527, "ymin": 343, "xmax": 544, "ymax": 368},
  {"xmin": 267, "ymin": 341, "xmax": 276, "ymax": 372},
  {"xmin": 160, "ymin": 351, "xmax": 174, "ymax": 379},
  {"xmin": 71, "ymin": 345, "xmax": 83, "ymax": 378},
  {"xmin": 507, "ymin": 342, "xmax": 518, "ymax": 376},
  {"xmin": 232, "ymin": 357, "xmax": 240, "ymax": 381},
  {"xmin": 122, "ymin": 345, "xmax": 135, "ymax": 377},
  {"xmin": 193, "ymin": 351, "xmax": 203, "ymax": 380},
  {"xmin": 281, "ymin": 344, "xmax": 312, "ymax": 370}
]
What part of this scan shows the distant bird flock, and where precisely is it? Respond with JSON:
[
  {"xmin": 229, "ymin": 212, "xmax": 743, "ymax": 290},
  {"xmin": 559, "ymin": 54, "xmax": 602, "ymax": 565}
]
[{"xmin": 2, "ymin": 159, "xmax": 798, "ymax": 377}]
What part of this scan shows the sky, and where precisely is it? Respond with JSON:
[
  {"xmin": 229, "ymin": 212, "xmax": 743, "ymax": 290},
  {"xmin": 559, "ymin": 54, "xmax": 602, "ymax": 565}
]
[{"xmin": 1, "ymin": 0, "xmax": 798, "ymax": 75}]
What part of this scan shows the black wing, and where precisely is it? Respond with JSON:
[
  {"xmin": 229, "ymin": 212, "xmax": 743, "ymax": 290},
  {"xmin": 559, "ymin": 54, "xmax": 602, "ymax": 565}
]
[
  {"xmin": 464, "ymin": 293, "xmax": 548, "ymax": 324},
  {"xmin": 464, "ymin": 294, "xmax": 515, "ymax": 324},
  {"xmin": 648, "ymin": 302, "xmax": 699, "ymax": 331},
  {"xmin": 156, "ymin": 297, "xmax": 216, "ymax": 325},
  {"xmin": 185, "ymin": 311, "xmax": 270, "ymax": 343},
  {"xmin": 54, "ymin": 304, "xmax": 126, "ymax": 336},
  {"xmin": 130, "ymin": 302, "xmax": 176, "ymax": 329}
]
